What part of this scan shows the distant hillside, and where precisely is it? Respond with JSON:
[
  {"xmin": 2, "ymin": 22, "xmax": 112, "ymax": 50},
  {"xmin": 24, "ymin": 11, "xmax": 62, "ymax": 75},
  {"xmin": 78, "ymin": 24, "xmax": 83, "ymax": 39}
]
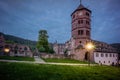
[
  {"xmin": 111, "ymin": 43, "xmax": 120, "ymax": 53},
  {"xmin": 0, "ymin": 32, "xmax": 37, "ymax": 50}
]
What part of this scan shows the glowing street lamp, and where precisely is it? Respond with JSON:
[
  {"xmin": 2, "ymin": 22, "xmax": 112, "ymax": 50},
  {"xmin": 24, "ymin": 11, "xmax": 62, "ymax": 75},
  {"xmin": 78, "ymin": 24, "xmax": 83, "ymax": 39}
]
[
  {"xmin": 4, "ymin": 48, "xmax": 10, "ymax": 53},
  {"xmin": 85, "ymin": 42, "xmax": 94, "ymax": 51},
  {"xmin": 85, "ymin": 42, "xmax": 94, "ymax": 66}
]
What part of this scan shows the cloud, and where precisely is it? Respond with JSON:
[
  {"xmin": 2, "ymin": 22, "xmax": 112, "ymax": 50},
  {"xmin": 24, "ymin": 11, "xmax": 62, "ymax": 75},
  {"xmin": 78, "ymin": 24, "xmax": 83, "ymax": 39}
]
[{"xmin": 0, "ymin": 0, "xmax": 120, "ymax": 43}]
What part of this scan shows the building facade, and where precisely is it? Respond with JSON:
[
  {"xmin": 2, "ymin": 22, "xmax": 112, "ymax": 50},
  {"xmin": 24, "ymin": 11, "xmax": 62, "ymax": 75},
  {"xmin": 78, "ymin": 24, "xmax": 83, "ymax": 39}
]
[
  {"xmin": 0, "ymin": 34, "xmax": 33, "ymax": 57},
  {"xmin": 8, "ymin": 44, "xmax": 33, "ymax": 57},
  {"xmin": 93, "ymin": 40, "xmax": 118, "ymax": 65},
  {"xmin": 71, "ymin": 3, "xmax": 91, "ymax": 48},
  {"xmin": 53, "ymin": 41, "xmax": 65, "ymax": 54},
  {"xmin": 94, "ymin": 52, "xmax": 118, "ymax": 65},
  {"xmin": 53, "ymin": 2, "xmax": 118, "ymax": 65}
]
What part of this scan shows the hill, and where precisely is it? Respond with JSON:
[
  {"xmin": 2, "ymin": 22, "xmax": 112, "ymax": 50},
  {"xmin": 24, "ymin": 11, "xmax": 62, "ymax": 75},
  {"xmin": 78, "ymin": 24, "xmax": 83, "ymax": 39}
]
[{"xmin": 0, "ymin": 32, "xmax": 37, "ymax": 51}]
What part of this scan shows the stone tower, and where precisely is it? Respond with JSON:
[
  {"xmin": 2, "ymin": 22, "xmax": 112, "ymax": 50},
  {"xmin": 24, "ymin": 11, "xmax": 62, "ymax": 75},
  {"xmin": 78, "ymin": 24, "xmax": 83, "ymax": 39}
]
[{"xmin": 71, "ymin": 1, "xmax": 91, "ymax": 48}]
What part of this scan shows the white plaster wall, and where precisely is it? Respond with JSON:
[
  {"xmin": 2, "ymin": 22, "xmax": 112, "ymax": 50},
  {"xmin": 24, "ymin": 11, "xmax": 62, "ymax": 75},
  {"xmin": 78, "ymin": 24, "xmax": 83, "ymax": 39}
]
[{"xmin": 94, "ymin": 52, "xmax": 118, "ymax": 65}]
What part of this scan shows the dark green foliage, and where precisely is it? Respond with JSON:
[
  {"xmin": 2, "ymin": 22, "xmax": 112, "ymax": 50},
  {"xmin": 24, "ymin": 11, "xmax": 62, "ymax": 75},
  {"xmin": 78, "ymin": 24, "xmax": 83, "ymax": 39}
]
[
  {"xmin": 38, "ymin": 46, "xmax": 46, "ymax": 52},
  {"xmin": 0, "ymin": 62, "xmax": 120, "ymax": 80},
  {"xmin": 0, "ymin": 56, "xmax": 34, "ymax": 61},
  {"xmin": 37, "ymin": 30, "xmax": 50, "ymax": 53},
  {"xmin": 48, "ymin": 47, "xmax": 55, "ymax": 54}
]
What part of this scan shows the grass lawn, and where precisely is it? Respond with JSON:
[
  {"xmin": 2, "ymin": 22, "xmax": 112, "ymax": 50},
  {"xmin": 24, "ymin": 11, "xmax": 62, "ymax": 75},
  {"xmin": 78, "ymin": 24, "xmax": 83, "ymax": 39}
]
[
  {"xmin": 0, "ymin": 56, "xmax": 34, "ymax": 61},
  {"xmin": 0, "ymin": 62, "xmax": 120, "ymax": 80},
  {"xmin": 43, "ymin": 58, "xmax": 91, "ymax": 64}
]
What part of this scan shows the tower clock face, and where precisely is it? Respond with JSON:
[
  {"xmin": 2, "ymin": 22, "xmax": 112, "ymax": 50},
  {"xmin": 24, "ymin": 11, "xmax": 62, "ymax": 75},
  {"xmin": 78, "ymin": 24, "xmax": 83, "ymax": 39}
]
[{"xmin": 79, "ymin": 12, "xmax": 83, "ymax": 16}]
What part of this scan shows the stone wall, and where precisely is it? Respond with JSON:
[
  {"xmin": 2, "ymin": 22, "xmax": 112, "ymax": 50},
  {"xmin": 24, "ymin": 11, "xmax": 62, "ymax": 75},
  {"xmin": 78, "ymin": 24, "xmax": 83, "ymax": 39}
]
[{"xmin": 39, "ymin": 53, "xmax": 65, "ymax": 59}]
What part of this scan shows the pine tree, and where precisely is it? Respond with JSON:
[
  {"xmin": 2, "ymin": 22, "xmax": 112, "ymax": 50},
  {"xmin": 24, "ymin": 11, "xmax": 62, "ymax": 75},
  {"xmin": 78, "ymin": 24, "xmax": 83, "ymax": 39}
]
[{"xmin": 37, "ymin": 30, "xmax": 50, "ymax": 53}]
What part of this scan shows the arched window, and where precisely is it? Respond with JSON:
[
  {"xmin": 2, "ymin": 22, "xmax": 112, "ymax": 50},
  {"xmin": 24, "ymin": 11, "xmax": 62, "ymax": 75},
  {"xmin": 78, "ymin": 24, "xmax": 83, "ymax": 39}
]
[
  {"xmin": 78, "ymin": 30, "xmax": 84, "ymax": 35},
  {"xmin": 86, "ymin": 21, "xmax": 90, "ymax": 25},
  {"xmin": 78, "ymin": 20, "xmax": 80, "ymax": 24},
  {"xmin": 81, "ymin": 20, "xmax": 83, "ymax": 24},
  {"xmin": 86, "ymin": 30, "xmax": 90, "ymax": 36},
  {"xmin": 78, "ymin": 20, "xmax": 83, "ymax": 24},
  {"xmin": 86, "ymin": 12, "xmax": 89, "ymax": 16}
]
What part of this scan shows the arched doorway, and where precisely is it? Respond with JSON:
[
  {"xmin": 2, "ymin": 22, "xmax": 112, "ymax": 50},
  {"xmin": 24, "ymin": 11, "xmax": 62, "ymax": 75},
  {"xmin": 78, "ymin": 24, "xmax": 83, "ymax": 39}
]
[{"xmin": 85, "ymin": 52, "xmax": 89, "ymax": 61}]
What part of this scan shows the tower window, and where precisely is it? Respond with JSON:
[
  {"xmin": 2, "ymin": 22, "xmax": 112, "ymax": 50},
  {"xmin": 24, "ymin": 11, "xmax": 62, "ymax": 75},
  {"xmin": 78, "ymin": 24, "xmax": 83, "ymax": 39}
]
[
  {"xmin": 78, "ymin": 20, "xmax": 80, "ymax": 24},
  {"xmin": 81, "ymin": 20, "xmax": 83, "ymax": 23},
  {"xmin": 86, "ymin": 12, "xmax": 89, "ymax": 16},
  {"xmin": 86, "ymin": 30, "xmax": 90, "ymax": 36},
  {"xmin": 86, "ymin": 21, "xmax": 90, "ymax": 25},
  {"xmin": 78, "ymin": 20, "xmax": 83, "ymax": 24},
  {"xmin": 73, "ymin": 15, "xmax": 75, "ymax": 18},
  {"xmin": 78, "ymin": 30, "xmax": 84, "ymax": 35}
]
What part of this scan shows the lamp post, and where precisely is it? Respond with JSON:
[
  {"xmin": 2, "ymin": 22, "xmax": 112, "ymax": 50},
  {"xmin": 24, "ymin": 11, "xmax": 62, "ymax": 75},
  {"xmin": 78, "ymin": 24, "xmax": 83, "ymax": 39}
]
[
  {"xmin": 4, "ymin": 48, "xmax": 10, "ymax": 55},
  {"xmin": 85, "ymin": 42, "xmax": 94, "ymax": 66}
]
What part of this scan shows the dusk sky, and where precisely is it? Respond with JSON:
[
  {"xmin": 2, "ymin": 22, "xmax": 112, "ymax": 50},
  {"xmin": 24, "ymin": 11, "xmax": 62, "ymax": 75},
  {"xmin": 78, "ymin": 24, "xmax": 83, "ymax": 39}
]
[{"xmin": 0, "ymin": 0, "xmax": 120, "ymax": 44}]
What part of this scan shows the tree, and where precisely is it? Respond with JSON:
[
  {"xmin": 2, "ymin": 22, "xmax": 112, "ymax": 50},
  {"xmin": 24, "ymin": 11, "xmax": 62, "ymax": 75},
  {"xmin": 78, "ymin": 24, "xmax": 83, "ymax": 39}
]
[
  {"xmin": 49, "ymin": 47, "xmax": 55, "ymax": 54},
  {"xmin": 37, "ymin": 30, "xmax": 50, "ymax": 53}
]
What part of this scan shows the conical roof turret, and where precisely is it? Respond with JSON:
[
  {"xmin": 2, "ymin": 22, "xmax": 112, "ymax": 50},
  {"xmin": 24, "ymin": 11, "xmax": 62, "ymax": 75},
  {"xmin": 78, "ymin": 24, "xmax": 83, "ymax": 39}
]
[{"xmin": 71, "ymin": 2, "xmax": 91, "ymax": 16}]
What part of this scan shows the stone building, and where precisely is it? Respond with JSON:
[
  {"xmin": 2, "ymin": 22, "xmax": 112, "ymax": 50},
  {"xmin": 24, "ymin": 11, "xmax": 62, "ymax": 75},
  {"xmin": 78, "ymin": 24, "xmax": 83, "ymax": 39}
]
[
  {"xmin": 7, "ymin": 44, "xmax": 33, "ymax": 57},
  {"xmin": 68, "ymin": 2, "xmax": 93, "ymax": 61},
  {"xmin": 53, "ymin": 1, "xmax": 118, "ymax": 65},
  {"xmin": 0, "ymin": 34, "xmax": 33, "ymax": 57},
  {"xmin": 93, "ymin": 40, "xmax": 118, "ymax": 65},
  {"xmin": 53, "ymin": 41, "xmax": 65, "ymax": 54}
]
